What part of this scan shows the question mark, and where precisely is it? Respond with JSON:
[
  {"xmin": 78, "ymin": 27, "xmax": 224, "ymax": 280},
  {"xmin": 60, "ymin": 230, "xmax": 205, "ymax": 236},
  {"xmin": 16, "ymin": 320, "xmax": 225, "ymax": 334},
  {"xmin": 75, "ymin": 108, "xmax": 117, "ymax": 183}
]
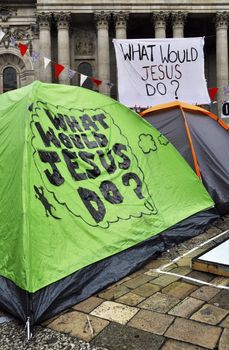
[
  {"xmin": 122, "ymin": 172, "xmax": 144, "ymax": 199},
  {"xmin": 171, "ymin": 80, "xmax": 180, "ymax": 100}
]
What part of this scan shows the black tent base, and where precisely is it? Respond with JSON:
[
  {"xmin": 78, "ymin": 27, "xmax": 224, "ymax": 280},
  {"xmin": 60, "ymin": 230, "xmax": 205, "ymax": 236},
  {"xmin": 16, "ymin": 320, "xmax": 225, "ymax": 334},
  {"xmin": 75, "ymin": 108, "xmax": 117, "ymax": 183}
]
[{"xmin": 0, "ymin": 209, "xmax": 219, "ymax": 326}]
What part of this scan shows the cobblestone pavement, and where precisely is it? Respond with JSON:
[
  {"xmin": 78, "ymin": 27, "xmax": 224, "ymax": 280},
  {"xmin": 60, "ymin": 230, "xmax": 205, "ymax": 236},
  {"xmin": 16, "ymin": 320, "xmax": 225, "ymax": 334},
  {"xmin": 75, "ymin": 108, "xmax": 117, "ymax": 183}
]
[{"xmin": 1, "ymin": 215, "xmax": 229, "ymax": 349}]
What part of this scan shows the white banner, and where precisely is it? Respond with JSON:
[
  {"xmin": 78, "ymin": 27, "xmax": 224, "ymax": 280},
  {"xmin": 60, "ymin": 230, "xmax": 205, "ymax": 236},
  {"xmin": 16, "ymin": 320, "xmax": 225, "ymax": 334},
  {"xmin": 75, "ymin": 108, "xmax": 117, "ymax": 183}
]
[{"xmin": 113, "ymin": 37, "xmax": 210, "ymax": 108}]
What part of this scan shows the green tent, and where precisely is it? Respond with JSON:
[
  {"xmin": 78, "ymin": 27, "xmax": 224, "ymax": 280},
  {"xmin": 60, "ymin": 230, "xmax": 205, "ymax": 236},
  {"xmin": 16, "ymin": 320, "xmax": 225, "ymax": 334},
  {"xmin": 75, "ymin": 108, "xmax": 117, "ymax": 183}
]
[{"xmin": 0, "ymin": 81, "xmax": 216, "ymax": 326}]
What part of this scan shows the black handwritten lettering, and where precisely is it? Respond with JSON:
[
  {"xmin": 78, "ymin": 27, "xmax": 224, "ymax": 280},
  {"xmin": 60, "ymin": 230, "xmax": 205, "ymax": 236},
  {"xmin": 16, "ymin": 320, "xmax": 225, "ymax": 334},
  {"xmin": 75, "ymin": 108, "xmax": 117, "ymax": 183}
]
[
  {"xmin": 97, "ymin": 150, "xmax": 117, "ymax": 175},
  {"xmin": 100, "ymin": 180, "xmax": 124, "ymax": 204},
  {"xmin": 113, "ymin": 143, "xmax": 131, "ymax": 169},
  {"xmin": 77, "ymin": 187, "xmax": 106, "ymax": 223},
  {"xmin": 38, "ymin": 150, "xmax": 64, "ymax": 186},
  {"xmin": 35, "ymin": 122, "xmax": 61, "ymax": 148},
  {"xmin": 79, "ymin": 151, "xmax": 101, "ymax": 179},
  {"xmin": 62, "ymin": 149, "xmax": 87, "ymax": 181}
]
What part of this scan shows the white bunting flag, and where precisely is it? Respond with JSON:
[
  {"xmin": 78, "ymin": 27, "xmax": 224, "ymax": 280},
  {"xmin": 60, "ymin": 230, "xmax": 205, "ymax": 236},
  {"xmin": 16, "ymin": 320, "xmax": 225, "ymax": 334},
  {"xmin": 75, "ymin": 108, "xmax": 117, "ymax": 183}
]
[
  {"xmin": 44, "ymin": 57, "xmax": 51, "ymax": 69},
  {"xmin": 80, "ymin": 74, "xmax": 88, "ymax": 86},
  {"xmin": 0, "ymin": 28, "xmax": 6, "ymax": 42}
]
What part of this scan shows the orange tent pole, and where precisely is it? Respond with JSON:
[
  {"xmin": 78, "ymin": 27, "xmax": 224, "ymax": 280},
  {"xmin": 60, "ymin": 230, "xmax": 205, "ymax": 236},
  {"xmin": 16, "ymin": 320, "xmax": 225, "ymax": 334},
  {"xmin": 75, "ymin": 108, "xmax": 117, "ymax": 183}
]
[{"xmin": 179, "ymin": 105, "xmax": 202, "ymax": 179}]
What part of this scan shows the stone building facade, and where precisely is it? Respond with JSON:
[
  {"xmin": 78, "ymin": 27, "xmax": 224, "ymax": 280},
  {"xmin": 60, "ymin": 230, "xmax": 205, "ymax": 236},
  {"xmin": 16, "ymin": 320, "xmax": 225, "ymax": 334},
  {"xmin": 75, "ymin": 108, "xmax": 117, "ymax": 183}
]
[{"xmin": 0, "ymin": 1, "xmax": 229, "ymax": 115}]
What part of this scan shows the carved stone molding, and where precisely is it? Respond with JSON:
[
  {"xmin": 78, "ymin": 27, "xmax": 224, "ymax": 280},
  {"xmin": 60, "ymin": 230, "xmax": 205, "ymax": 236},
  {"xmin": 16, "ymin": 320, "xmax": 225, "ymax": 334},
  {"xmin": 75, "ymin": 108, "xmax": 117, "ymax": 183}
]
[
  {"xmin": 36, "ymin": 12, "xmax": 52, "ymax": 30},
  {"xmin": 75, "ymin": 29, "xmax": 95, "ymax": 57},
  {"xmin": 152, "ymin": 11, "xmax": 169, "ymax": 26},
  {"xmin": 0, "ymin": 52, "xmax": 25, "ymax": 71},
  {"xmin": 171, "ymin": 11, "xmax": 188, "ymax": 27},
  {"xmin": 215, "ymin": 12, "xmax": 229, "ymax": 29},
  {"xmin": 54, "ymin": 12, "xmax": 71, "ymax": 29},
  {"xmin": 0, "ymin": 26, "xmax": 32, "ymax": 48},
  {"xmin": 94, "ymin": 11, "xmax": 111, "ymax": 30},
  {"xmin": 0, "ymin": 7, "xmax": 17, "ymax": 22},
  {"xmin": 113, "ymin": 11, "xmax": 129, "ymax": 30}
]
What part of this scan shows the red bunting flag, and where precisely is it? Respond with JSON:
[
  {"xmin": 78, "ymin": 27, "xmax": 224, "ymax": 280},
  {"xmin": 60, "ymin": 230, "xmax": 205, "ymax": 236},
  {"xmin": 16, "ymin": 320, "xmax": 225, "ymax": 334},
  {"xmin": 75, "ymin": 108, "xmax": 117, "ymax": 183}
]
[
  {"xmin": 55, "ymin": 63, "xmax": 65, "ymax": 78},
  {"xmin": 208, "ymin": 87, "xmax": 218, "ymax": 101},
  {"xmin": 18, "ymin": 43, "xmax": 28, "ymax": 56},
  {"xmin": 91, "ymin": 77, "xmax": 102, "ymax": 87}
]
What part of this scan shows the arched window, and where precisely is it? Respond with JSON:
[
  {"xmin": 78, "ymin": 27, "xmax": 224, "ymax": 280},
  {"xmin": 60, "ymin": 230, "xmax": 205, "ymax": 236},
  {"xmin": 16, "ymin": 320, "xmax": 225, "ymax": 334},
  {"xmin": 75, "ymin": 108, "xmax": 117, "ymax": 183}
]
[
  {"xmin": 3, "ymin": 67, "xmax": 17, "ymax": 93},
  {"xmin": 78, "ymin": 62, "xmax": 93, "ymax": 90}
]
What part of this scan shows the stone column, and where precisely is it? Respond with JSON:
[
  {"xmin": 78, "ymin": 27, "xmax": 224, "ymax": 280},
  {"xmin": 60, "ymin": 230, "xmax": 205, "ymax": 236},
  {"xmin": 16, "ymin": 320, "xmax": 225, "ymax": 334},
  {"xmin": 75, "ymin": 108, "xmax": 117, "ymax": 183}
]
[
  {"xmin": 36, "ymin": 12, "xmax": 52, "ymax": 83},
  {"xmin": 113, "ymin": 11, "xmax": 129, "ymax": 39},
  {"xmin": 54, "ymin": 12, "xmax": 71, "ymax": 84},
  {"xmin": 216, "ymin": 12, "xmax": 229, "ymax": 115},
  {"xmin": 171, "ymin": 11, "xmax": 187, "ymax": 38},
  {"xmin": 94, "ymin": 11, "xmax": 111, "ymax": 95},
  {"xmin": 152, "ymin": 12, "xmax": 169, "ymax": 38}
]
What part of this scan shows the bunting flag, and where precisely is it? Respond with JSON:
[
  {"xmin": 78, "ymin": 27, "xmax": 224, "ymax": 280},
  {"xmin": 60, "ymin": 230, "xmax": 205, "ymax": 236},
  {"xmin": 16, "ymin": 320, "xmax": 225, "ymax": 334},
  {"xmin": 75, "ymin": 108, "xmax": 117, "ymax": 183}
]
[
  {"xmin": 55, "ymin": 63, "xmax": 65, "ymax": 78},
  {"xmin": 224, "ymin": 85, "xmax": 229, "ymax": 94},
  {"xmin": 106, "ymin": 82, "xmax": 114, "ymax": 89},
  {"xmin": 44, "ymin": 57, "xmax": 51, "ymax": 69},
  {"xmin": 68, "ymin": 68, "xmax": 76, "ymax": 80},
  {"xmin": 208, "ymin": 87, "xmax": 218, "ymax": 102},
  {"xmin": 18, "ymin": 43, "xmax": 28, "ymax": 56},
  {"xmin": 80, "ymin": 74, "xmax": 88, "ymax": 86},
  {"xmin": 91, "ymin": 77, "xmax": 102, "ymax": 87},
  {"xmin": 31, "ymin": 51, "xmax": 40, "ymax": 62},
  {"xmin": 0, "ymin": 28, "xmax": 6, "ymax": 42},
  {"xmin": 10, "ymin": 36, "xmax": 16, "ymax": 46}
]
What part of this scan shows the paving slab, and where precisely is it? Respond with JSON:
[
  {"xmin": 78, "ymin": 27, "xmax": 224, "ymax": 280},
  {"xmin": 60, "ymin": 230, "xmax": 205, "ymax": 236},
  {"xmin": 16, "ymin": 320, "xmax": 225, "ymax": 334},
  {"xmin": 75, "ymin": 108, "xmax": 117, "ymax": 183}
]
[
  {"xmin": 115, "ymin": 292, "xmax": 145, "ymax": 306},
  {"xmin": 150, "ymin": 274, "xmax": 180, "ymax": 287},
  {"xmin": 91, "ymin": 301, "xmax": 138, "ymax": 325},
  {"xmin": 187, "ymin": 270, "xmax": 215, "ymax": 283},
  {"xmin": 191, "ymin": 304, "xmax": 229, "ymax": 325},
  {"xmin": 204, "ymin": 226, "xmax": 223, "ymax": 237},
  {"xmin": 162, "ymin": 281, "xmax": 198, "ymax": 299},
  {"xmin": 73, "ymin": 297, "xmax": 104, "ymax": 313},
  {"xmin": 47, "ymin": 310, "xmax": 109, "ymax": 342},
  {"xmin": 169, "ymin": 267, "xmax": 192, "ymax": 276},
  {"xmin": 190, "ymin": 285, "xmax": 220, "ymax": 301},
  {"xmin": 138, "ymin": 291, "xmax": 180, "ymax": 313},
  {"xmin": 128, "ymin": 309, "xmax": 174, "ymax": 335},
  {"xmin": 143, "ymin": 259, "xmax": 172, "ymax": 270},
  {"xmin": 211, "ymin": 276, "xmax": 229, "ymax": 287},
  {"xmin": 132, "ymin": 283, "xmax": 161, "ymax": 297},
  {"xmin": 161, "ymin": 339, "xmax": 206, "ymax": 350},
  {"xmin": 165, "ymin": 317, "xmax": 222, "ymax": 349},
  {"xmin": 210, "ymin": 290, "xmax": 229, "ymax": 310},
  {"xmin": 219, "ymin": 328, "xmax": 229, "ymax": 350},
  {"xmin": 176, "ymin": 256, "xmax": 194, "ymax": 267},
  {"xmin": 98, "ymin": 285, "xmax": 130, "ymax": 301},
  {"xmin": 143, "ymin": 269, "xmax": 160, "ymax": 277},
  {"xmin": 90, "ymin": 322, "xmax": 164, "ymax": 350},
  {"xmin": 220, "ymin": 314, "xmax": 229, "ymax": 328},
  {"xmin": 161, "ymin": 263, "xmax": 179, "ymax": 272},
  {"xmin": 168, "ymin": 297, "xmax": 205, "ymax": 318},
  {"xmin": 122, "ymin": 274, "xmax": 153, "ymax": 289}
]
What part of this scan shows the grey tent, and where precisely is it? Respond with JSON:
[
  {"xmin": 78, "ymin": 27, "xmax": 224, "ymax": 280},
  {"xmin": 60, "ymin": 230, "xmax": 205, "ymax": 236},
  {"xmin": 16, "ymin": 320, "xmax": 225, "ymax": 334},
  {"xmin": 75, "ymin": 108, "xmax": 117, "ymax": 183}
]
[{"xmin": 141, "ymin": 101, "xmax": 229, "ymax": 214}]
